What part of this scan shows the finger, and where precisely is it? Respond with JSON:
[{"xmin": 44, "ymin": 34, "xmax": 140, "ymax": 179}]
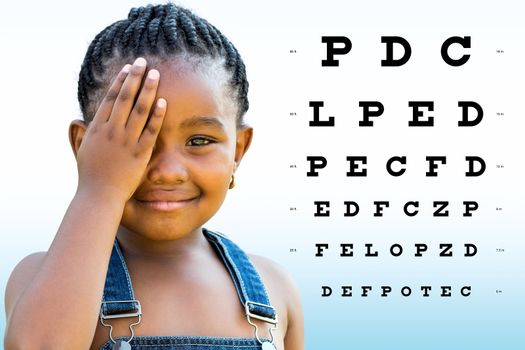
[
  {"xmin": 107, "ymin": 57, "xmax": 148, "ymax": 128},
  {"xmin": 126, "ymin": 68, "xmax": 160, "ymax": 140},
  {"xmin": 91, "ymin": 64, "xmax": 131, "ymax": 125},
  {"xmin": 137, "ymin": 98, "xmax": 167, "ymax": 152}
]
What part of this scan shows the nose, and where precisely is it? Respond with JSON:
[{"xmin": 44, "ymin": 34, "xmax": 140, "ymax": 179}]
[{"xmin": 146, "ymin": 148, "xmax": 189, "ymax": 185}]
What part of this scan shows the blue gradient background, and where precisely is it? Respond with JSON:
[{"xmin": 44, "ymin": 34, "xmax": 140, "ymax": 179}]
[{"xmin": 1, "ymin": 0, "xmax": 523, "ymax": 349}]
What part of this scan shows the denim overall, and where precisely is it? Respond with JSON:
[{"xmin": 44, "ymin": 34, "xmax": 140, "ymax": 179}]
[{"xmin": 98, "ymin": 227, "xmax": 278, "ymax": 350}]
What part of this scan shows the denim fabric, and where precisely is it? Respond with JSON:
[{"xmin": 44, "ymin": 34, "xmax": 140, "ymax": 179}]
[
  {"xmin": 99, "ymin": 227, "xmax": 276, "ymax": 350},
  {"xmin": 99, "ymin": 336, "xmax": 268, "ymax": 350}
]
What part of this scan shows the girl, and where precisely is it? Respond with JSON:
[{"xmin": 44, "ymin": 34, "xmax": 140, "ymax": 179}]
[{"xmin": 3, "ymin": 3, "xmax": 303, "ymax": 350}]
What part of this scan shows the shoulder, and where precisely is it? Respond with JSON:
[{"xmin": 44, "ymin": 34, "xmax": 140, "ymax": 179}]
[
  {"xmin": 4, "ymin": 251, "xmax": 47, "ymax": 321},
  {"xmin": 247, "ymin": 254, "xmax": 299, "ymax": 299},
  {"xmin": 247, "ymin": 254, "xmax": 304, "ymax": 350}
]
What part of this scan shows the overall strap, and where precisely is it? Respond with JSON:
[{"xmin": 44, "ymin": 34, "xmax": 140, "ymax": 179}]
[
  {"xmin": 100, "ymin": 239, "xmax": 141, "ymax": 318},
  {"xmin": 202, "ymin": 228, "xmax": 278, "ymax": 323},
  {"xmin": 100, "ymin": 229, "xmax": 276, "ymax": 323}
]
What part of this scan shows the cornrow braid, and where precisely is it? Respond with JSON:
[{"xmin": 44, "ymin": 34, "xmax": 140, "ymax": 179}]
[{"xmin": 77, "ymin": 2, "xmax": 249, "ymax": 127}]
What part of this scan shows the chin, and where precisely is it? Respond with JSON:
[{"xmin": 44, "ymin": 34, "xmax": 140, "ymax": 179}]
[
  {"xmin": 121, "ymin": 219, "xmax": 198, "ymax": 241},
  {"xmin": 142, "ymin": 230, "xmax": 184, "ymax": 241}
]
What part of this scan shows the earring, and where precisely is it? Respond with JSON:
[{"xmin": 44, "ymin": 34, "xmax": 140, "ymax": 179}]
[{"xmin": 229, "ymin": 173, "xmax": 235, "ymax": 189}]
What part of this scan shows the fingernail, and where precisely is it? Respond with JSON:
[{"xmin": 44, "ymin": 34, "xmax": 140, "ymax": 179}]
[
  {"xmin": 157, "ymin": 98, "xmax": 166, "ymax": 108},
  {"xmin": 134, "ymin": 57, "xmax": 146, "ymax": 67},
  {"xmin": 148, "ymin": 69, "xmax": 159, "ymax": 80},
  {"xmin": 122, "ymin": 64, "xmax": 131, "ymax": 73}
]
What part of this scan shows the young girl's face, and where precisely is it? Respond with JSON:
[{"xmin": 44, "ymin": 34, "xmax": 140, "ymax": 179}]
[{"xmin": 118, "ymin": 58, "xmax": 252, "ymax": 240}]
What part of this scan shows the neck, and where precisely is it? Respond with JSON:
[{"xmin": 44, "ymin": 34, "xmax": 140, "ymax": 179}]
[{"xmin": 116, "ymin": 225, "xmax": 211, "ymax": 262}]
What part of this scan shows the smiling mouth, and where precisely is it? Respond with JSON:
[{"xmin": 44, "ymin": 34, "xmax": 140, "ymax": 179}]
[{"xmin": 135, "ymin": 197, "xmax": 198, "ymax": 212}]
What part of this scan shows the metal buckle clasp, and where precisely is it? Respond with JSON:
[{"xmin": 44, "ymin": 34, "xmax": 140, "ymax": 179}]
[
  {"xmin": 244, "ymin": 300, "xmax": 278, "ymax": 346},
  {"xmin": 100, "ymin": 300, "xmax": 142, "ymax": 319},
  {"xmin": 99, "ymin": 300, "xmax": 142, "ymax": 344}
]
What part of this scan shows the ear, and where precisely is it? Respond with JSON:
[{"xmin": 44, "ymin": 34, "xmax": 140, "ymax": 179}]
[
  {"xmin": 69, "ymin": 119, "xmax": 88, "ymax": 160},
  {"xmin": 233, "ymin": 125, "xmax": 253, "ymax": 172}
]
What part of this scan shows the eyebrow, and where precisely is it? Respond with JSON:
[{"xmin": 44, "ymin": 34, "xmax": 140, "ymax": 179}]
[{"xmin": 179, "ymin": 116, "xmax": 226, "ymax": 130}]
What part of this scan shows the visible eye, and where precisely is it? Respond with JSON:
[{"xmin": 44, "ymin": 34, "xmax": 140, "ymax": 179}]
[{"xmin": 187, "ymin": 136, "xmax": 216, "ymax": 147}]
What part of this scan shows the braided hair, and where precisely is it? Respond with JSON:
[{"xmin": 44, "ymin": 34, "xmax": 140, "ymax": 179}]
[{"xmin": 77, "ymin": 2, "xmax": 249, "ymax": 127}]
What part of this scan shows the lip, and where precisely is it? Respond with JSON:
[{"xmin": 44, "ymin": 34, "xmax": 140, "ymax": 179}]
[
  {"xmin": 134, "ymin": 197, "xmax": 198, "ymax": 212},
  {"xmin": 136, "ymin": 189, "xmax": 198, "ymax": 202}
]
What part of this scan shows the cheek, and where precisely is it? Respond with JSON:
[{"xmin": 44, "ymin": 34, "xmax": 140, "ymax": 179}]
[{"xmin": 190, "ymin": 147, "xmax": 234, "ymax": 189}]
